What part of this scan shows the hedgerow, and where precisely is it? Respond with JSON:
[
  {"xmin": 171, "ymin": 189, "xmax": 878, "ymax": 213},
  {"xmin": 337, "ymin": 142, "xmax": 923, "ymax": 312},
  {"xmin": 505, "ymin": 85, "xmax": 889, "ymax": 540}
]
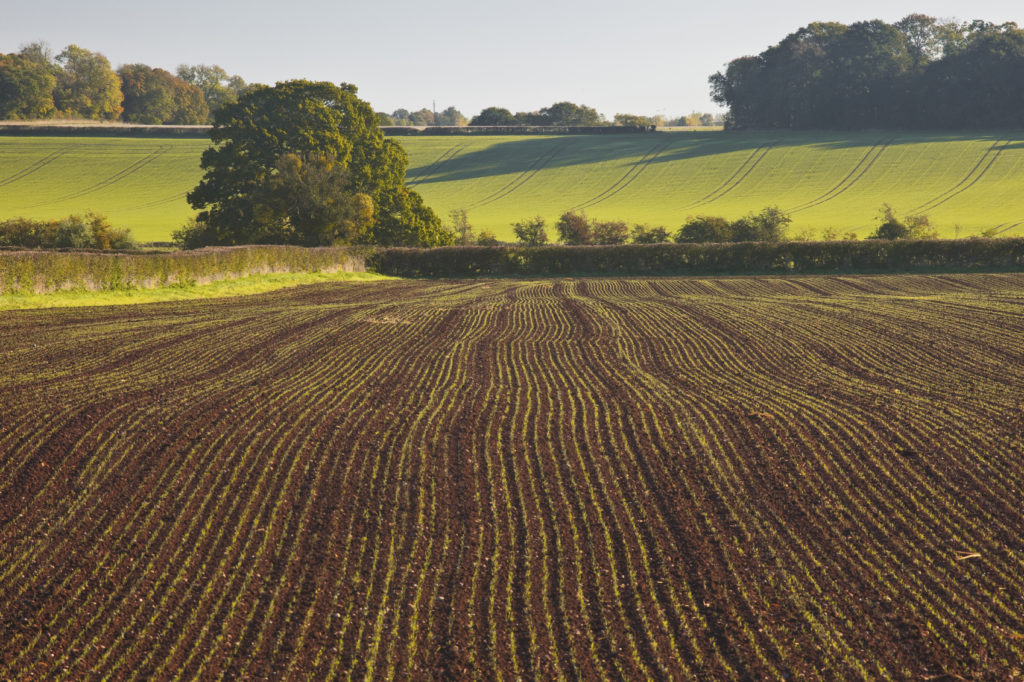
[
  {"xmin": 0, "ymin": 244, "xmax": 369, "ymax": 294},
  {"xmin": 367, "ymin": 239, "xmax": 1024, "ymax": 278}
]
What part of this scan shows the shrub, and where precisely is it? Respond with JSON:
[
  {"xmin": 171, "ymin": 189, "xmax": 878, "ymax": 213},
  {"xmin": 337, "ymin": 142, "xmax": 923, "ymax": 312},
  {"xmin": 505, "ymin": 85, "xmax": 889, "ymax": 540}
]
[
  {"xmin": 675, "ymin": 215, "xmax": 733, "ymax": 243},
  {"xmin": 868, "ymin": 204, "xmax": 937, "ymax": 240},
  {"xmin": 555, "ymin": 211, "xmax": 592, "ymax": 244},
  {"xmin": 0, "ymin": 213, "xmax": 135, "ymax": 250},
  {"xmin": 512, "ymin": 217, "xmax": 549, "ymax": 246},
  {"xmin": 447, "ymin": 208, "xmax": 475, "ymax": 245},
  {"xmin": 476, "ymin": 230, "xmax": 501, "ymax": 246},
  {"xmin": 630, "ymin": 224, "xmax": 670, "ymax": 244},
  {"xmin": 592, "ymin": 220, "xmax": 629, "ymax": 245}
]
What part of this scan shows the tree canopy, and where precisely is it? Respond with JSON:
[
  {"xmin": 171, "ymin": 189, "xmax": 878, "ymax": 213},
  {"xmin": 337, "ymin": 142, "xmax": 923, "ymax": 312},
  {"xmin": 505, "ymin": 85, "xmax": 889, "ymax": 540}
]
[
  {"xmin": 469, "ymin": 107, "xmax": 516, "ymax": 126},
  {"xmin": 53, "ymin": 45, "xmax": 122, "ymax": 120},
  {"xmin": 176, "ymin": 64, "xmax": 247, "ymax": 121},
  {"xmin": 0, "ymin": 53, "xmax": 56, "ymax": 119},
  {"xmin": 119, "ymin": 64, "xmax": 208, "ymax": 124},
  {"xmin": 184, "ymin": 80, "xmax": 449, "ymax": 247},
  {"xmin": 711, "ymin": 16, "xmax": 1024, "ymax": 130}
]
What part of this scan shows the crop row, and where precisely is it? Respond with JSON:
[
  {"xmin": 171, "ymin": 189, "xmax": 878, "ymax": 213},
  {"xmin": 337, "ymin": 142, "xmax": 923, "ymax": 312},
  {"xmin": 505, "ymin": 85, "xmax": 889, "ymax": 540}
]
[{"xmin": 1, "ymin": 274, "xmax": 1023, "ymax": 678}]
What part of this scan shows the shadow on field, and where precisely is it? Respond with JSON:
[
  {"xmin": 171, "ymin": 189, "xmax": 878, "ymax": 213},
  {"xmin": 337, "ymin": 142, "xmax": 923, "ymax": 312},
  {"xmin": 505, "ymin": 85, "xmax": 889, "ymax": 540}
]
[{"xmin": 403, "ymin": 131, "xmax": 1022, "ymax": 185}]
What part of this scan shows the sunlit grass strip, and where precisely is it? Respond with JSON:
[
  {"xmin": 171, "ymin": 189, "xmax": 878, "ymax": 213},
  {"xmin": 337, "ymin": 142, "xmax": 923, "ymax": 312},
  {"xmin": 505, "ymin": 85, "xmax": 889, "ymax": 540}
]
[{"xmin": 0, "ymin": 269, "xmax": 387, "ymax": 310}]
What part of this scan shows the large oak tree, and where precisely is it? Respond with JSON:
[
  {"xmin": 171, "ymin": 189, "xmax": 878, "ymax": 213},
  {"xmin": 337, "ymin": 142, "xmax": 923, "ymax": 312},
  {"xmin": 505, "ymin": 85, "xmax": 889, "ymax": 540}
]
[{"xmin": 185, "ymin": 80, "xmax": 449, "ymax": 247}]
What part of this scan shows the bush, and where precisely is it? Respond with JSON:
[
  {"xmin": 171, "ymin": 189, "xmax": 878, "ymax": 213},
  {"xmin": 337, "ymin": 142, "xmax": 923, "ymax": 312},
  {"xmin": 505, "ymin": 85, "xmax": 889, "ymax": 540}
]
[
  {"xmin": 630, "ymin": 224, "xmax": 670, "ymax": 244},
  {"xmin": 676, "ymin": 207, "xmax": 791, "ymax": 244},
  {"xmin": 512, "ymin": 217, "xmax": 548, "ymax": 246},
  {"xmin": 868, "ymin": 204, "xmax": 937, "ymax": 240},
  {"xmin": 592, "ymin": 220, "xmax": 629, "ymax": 245},
  {"xmin": 675, "ymin": 215, "xmax": 733, "ymax": 243},
  {"xmin": 0, "ymin": 213, "xmax": 135, "ymax": 250},
  {"xmin": 476, "ymin": 230, "xmax": 501, "ymax": 246},
  {"xmin": 555, "ymin": 211, "xmax": 592, "ymax": 244}
]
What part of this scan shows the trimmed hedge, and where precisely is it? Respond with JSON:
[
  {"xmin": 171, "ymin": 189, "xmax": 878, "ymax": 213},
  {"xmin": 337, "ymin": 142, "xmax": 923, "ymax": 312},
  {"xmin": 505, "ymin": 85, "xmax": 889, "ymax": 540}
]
[
  {"xmin": 367, "ymin": 239, "xmax": 1024, "ymax": 278},
  {"xmin": 5, "ymin": 240, "xmax": 1022, "ymax": 295},
  {"xmin": 0, "ymin": 245, "xmax": 369, "ymax": 294},
  {"xmin": 0, "ymin": 124, "xmax": 210, "ymax": 138},
  {"xmin": 379, "ymin": 125, "xmax": 654, "ymax": 136}
]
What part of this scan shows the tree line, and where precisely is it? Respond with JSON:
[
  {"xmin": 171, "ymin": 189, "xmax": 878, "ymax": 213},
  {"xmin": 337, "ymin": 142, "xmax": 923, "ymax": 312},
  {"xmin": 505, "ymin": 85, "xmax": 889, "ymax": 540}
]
[
  {"xmin": 377, "ymin": 102, "xmax": 721, "ymax": 128},
  {"xmin": 710, "ymin": 15, "xmax": 1024, "ymax": 130},
  {"xmin": 0, "ymin": 42, "xmax": 248, "ymax": 124}
]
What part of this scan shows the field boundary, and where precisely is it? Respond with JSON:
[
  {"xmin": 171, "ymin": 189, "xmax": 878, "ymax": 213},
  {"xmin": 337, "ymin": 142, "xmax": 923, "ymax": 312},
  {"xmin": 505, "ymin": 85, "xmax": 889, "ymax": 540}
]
[
  {"xmin": 0, "ymin": 245, "xmax": 370, "ymax": 295},
  {"xmin": 368, "ymin": 240, "xmax": 1024, "ymax": 278},
  {"xmin": 6, "ymin": 240, "xmax": 1024, "ymax": 296}
]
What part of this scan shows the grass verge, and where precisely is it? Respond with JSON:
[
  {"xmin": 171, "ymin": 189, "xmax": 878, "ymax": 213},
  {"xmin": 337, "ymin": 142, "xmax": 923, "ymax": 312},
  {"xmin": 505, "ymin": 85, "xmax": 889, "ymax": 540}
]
[{"xmin": 0, "ymin": 269, "xmax": 391, "ymax": 311}]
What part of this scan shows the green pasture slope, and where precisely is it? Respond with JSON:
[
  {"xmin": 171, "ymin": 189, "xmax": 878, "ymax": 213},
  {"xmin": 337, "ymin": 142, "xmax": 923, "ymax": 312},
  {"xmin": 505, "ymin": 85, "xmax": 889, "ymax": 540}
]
[
  {"xmin": 2, "ymin": 131, "xmax": 1024, "ymax": 242},
  {"xmin": 406, "ymin": 131, "xmax": 1024, "ymax": 240},
  {"xmin": 0, "ymin": 137, "xmax": 207, "ymax": 243}
]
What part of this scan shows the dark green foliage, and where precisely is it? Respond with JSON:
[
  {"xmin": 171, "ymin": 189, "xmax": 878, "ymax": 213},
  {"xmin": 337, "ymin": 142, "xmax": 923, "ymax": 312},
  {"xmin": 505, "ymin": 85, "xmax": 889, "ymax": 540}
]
[
  {"xmin": 469, "ymin": 107, "xmax": 516, "ymax": 126},
  {"xmin": 591, "ymin": 220, "xmax": 629, "ymax": 245},
  {"xmin": 0, "ymin": 213, "xmax": 134, "ymax": 250},
  {"xmin": 373, "ymin": 188, "xmax": 453, "ymax": 247},
  {"xmin": 555, "ymin": 212, "xmax": 630, "ymax": 245},
  {"xmin": 119, "ymin": 64, "xmax": 209, "ymax": 125},
  {"xmin": 629, "ymin": 224, "xmax": 671, "ymax": 244},
  {"xmin": 186, "ymin": 80, "xmax": 441, "ymax": 248},
  {"xmin": 675, "ymin": 216, "xmax": 734, "ymax": 243},
  {"xmin": 555, "ymin": 211, "xmax": 592, "ymax": 245},
  {"xmin": 868, "ymin": 204, "xmax": 937, "ymax": 240},
  {"xmin": 537, "ymin": 102, "xmax": 604, "ymax": 126},
  {"xmin": 367, "ymin": 239, "xmax": 1024, "ymax": 278},
  {"xmin": 676, "ymin": 207, "xmax": 791, "ymax": 243},
  {"xmin": 730, "ymin": 206, "xmax": 792, "ymax": 242},
  {"xmin": 711, "ymin": 16, "xmax": 1024, "ymax": 129},
  {"xmin": 512, "ymin": 217, "xmax": 548, "ymax": 246},
  {"xmin": 476, "ymin": 230, "xmax": 500, "ymax": 246},
  {"xmin": 175, "ymin": 64, "xmax": 247, "ymax": 121},
  {"xmin": 614, "ymin": 114, "xmax": 655, "ymax": 127}
]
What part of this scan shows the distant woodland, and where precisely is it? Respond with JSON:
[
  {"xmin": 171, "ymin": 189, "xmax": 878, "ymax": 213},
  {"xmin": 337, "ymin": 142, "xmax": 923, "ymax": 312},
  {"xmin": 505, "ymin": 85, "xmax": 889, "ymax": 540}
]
[
  {"xmin": 0, "ymin": 42, "xmax": 717, "ymax": 128},
  {"xmin": 0, "ymin": 43, "xmax": 248, "ymax": 124},
  {"xmin": 711, "ymin": 15, "xmax": 1024, "ymax": 130}
]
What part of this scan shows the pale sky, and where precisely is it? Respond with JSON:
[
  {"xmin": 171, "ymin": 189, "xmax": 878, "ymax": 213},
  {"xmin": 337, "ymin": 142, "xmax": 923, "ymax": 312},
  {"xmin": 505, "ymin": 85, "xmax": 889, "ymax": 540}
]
[{"xmin": 3, "ymin": 0, "xmax": 1022, "ymax": 120}]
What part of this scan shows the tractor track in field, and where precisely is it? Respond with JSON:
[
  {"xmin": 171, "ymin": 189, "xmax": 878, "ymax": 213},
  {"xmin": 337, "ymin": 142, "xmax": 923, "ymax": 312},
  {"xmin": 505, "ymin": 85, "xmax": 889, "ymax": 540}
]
[
  {"xmin": 466, "ymin": 142, "xmax": 567, "ymax": 209},
  {"xmin": 0, "ymin": 150, "xmax": 67, "ymax": 189},
  {"xmin": 682, "ymin": 143, "xmax": 775, "ymax": 210},
  {"xmin": 566, "ymin": 142, "xmax": 670, "ymax": 213},
  {"xmin": 992, "ymin": 220, "xmax": 1023, "ymax": 236},
  {"xmin": 405, "ymin": 145, "xmax": 465, "ymax": 187},
  {"xmin": 130, "ymin": 191, "xmax": 189, "ymax": 211},
  {"xmin": 787, "ymin": 139, "xmax": 892, "ymax": 214},
  {"xmin": 21, "ymin": 146, "xmax": 172, "ymax": 209},
  {"xmin": 912, "ymin": 139, "xmax": 1007, "ymax": 214}
]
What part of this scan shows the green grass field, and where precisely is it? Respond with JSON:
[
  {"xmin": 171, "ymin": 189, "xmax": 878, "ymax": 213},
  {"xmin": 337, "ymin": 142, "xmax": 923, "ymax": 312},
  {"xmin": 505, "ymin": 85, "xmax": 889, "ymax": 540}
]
[
  {"xmin": 0, "ymin": 137, "xmax": 208, "ymax": 242},
  {"xmin": 2, "ymin": 131, "xmax": 1023, "ymax": 242}
]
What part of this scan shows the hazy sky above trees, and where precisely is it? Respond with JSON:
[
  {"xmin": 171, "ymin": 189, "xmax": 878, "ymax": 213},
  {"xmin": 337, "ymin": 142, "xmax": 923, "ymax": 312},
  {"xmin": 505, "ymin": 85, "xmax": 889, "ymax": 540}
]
[{"xmin": 3, "ymin": 0, "xmax": 1021, "ymax": 119}]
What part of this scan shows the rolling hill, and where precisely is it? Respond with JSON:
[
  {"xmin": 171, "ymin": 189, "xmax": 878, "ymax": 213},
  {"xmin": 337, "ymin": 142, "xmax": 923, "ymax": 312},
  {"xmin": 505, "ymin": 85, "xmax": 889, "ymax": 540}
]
[{"xmin": 1, "ymin": 131, "xmax": 1023, "ymax": 242}]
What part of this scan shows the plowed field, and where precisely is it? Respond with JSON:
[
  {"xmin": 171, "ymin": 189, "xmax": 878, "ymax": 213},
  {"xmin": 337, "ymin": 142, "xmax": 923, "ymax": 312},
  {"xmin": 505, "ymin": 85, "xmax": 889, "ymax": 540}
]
[{"xmin": 2, "ymin": 274, "xmax": 1024, "ymax": 679}]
